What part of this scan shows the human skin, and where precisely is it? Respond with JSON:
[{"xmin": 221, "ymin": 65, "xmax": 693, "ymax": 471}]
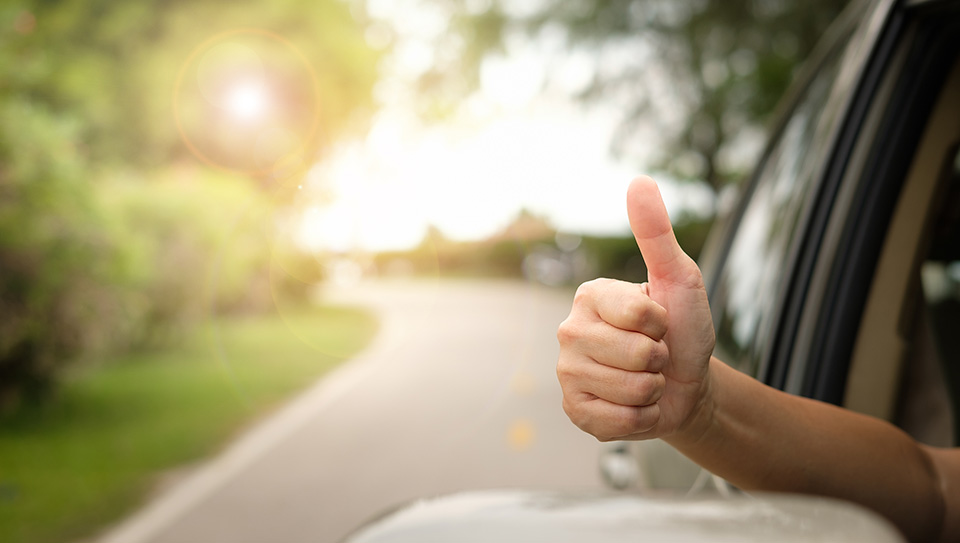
[{"xmin": 556, "ymin": 176, "xmax": 959, "ymax": 543}]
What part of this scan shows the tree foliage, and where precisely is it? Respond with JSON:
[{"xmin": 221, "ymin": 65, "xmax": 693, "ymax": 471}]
[
  {"xmin": 3, "ymin": 0, "xmax": 379, "ymax": 168},
  {"xmin": 408, "ymin": 0, "xmax": 849, "ymax": 191},
  {"xmin": 0, "ymin": 0, "xmax": 379, "ymax": 407},
  {"xmin": 0, "ymin": 98, "xmax": 133, "ymax": 405}
]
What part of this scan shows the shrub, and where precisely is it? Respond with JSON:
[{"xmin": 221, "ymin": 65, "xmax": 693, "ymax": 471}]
[
  {"xmin": 0, "ymin": 99, "xmax": 137, "ymax": 408},
  {"xmin": 98, "ymin": 168, "xmax": 290, "ymax": 346},
  {"xmin": 0, "ymin": 99, "xmax": 318, "ymax": 407}
]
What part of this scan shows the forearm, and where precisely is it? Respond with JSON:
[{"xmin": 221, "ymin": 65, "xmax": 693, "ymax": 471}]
[{"xmin": 665, "ymin": 357, "xmax": 945, "ymax": 543}]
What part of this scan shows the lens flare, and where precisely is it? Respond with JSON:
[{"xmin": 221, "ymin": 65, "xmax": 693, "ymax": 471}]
[
  {"xmin": 224, "ymin": 81, "xmax": 270, "ymax": 122},
  {"xmin": 196, "ymin": 42, "xmax": 265, "ymax": 107},
  {"xmin": 508, "ymin": 419, "xmax": 536, "ymax": 451},
  {"xmin": 173, "ymin": 29, "xmax": 321, "ymax": 176}
]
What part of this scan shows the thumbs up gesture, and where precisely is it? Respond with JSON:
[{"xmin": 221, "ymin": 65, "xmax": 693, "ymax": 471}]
[{"xmin": 557, "ymin": 176, "xmax": 716, "ymax": 441}]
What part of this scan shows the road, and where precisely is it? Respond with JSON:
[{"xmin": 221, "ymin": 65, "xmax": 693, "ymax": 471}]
[{"xmin": 96, "ymin": 278, "xmax": 605, "ymax": 543}]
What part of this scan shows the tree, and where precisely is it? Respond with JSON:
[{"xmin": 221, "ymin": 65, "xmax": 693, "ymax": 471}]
[
  {"xmin": 0, "ymin": 98, "xmax": 133, "ymax": 407},
  {"xmin": 0, "ymin": 0, "xmax": 381, "ymax": 407},
  {"xmin": 3, "ymin": 0, "xmax": 380, "ymax": 171},
  {"xmin": 388, "ymin": 0, "xmax": 848, "ymax": 192}
]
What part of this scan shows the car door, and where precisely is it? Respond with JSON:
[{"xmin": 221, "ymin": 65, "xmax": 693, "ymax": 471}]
[
  {"xmin": 612, "ymin": 0, "xmax": 889, "ymax": 491},
  {"xmin": 614, "ymin": 0, "xmax": 960, "ymax": 491},
  {"xmin": 789, "ymin": 0, "xmax": 960, "ymax": 443},
  {"xmin": 713, "ymin": 0, "xmax": 960, "ymax": 441}
]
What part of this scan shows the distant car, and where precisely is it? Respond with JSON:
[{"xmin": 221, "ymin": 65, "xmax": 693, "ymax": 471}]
[{"xmin": 343, "ymin": 0, "xmax": 960, "ymax": 540}]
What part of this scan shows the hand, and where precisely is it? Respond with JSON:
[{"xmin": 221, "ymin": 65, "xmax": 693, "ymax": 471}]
[{"xmin": 557, "ymin": 176, "xmax": 715, "ymax": 441}]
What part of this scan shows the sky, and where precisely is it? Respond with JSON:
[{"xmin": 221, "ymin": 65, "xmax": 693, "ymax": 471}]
[{"xmin": 293, "ymin": 0, "xmax": 717, "ymax": 253}]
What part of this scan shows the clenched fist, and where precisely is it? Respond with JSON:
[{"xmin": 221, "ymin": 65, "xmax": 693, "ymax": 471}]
[{"xmin": 556, "ymin": 176, "xmax": 716, "ymax": 442}]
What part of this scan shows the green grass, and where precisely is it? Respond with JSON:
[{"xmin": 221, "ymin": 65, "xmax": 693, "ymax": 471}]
[{"xmin": 0, "ymin": 304, "xmax": 378, "ymax": 543}]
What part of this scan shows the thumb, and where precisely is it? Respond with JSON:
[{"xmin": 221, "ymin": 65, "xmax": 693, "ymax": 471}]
[{"xmin": 627, "ymin": 176, "xmax": 694, "ymax": 282}]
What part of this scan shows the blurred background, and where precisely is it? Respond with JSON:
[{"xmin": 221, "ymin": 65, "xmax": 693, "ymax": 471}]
[{"xmin": 0, "ymin": 1, "xmax": 847, "ymax": 542}]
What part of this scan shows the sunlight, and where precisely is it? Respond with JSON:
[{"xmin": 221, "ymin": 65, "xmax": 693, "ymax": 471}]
[
  {"xmin": 223, "ymin": 81, "xmax": 270, "ymax": 122},
  {"xmin": 293, "ymin": 103, "xmax": 652, "ymax": 254}
]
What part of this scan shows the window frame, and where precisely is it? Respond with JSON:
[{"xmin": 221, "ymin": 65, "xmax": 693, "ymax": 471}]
[
  {"xmin": 797, "ymin": 7, "xmax": 960, "ymax": 406},
  {"xmin": 704, "ymin": 0, "xmax": 899, "ymax": 388}
]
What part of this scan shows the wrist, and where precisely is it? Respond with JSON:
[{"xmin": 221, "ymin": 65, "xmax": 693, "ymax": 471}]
[{"xmin": 665, "ymin": 356, "xmax": 724, "ymax": 451}]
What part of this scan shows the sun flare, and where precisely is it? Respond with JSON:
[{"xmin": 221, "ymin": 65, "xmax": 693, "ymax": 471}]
[{"xmin": 223, "ymin": 81, "xmax": 269, "ymax": 122}]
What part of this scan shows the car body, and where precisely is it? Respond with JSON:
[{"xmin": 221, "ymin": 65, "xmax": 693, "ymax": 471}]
[{"xmin": 343, "ymin": 0, "xmax": 960, "ymax": 539}]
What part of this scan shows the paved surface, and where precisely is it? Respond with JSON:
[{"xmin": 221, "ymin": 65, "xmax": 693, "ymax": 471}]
[{"xmin": 96, "ymin": 279, "xmax": 605, "ymax": 543}]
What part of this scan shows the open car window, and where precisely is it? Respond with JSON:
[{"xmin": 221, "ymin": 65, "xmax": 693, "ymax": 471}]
[{"xmin": 709, "ymin": 31, "xmax": 853, "ymax": 377}]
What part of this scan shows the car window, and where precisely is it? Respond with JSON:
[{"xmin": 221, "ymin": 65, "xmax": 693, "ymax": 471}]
[{"xmin": 710, "ymin": 32, "xmax": 854, "ymax": 377}]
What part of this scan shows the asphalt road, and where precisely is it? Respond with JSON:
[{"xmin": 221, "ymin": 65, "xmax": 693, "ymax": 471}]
[{"xmin": 96, "ymin": 278, "xmax": 605, "ymax": 543}]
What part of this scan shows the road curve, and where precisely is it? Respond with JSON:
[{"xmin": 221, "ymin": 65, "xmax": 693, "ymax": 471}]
[{"xmin": 96, "ymin": 278, "xmax": 604, "ymax": 543}]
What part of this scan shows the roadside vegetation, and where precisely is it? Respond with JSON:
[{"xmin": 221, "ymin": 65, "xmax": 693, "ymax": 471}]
[
  {"xmin": 1, "ymin": 1, "xmax": 379, "ymax": 541},
  {"xmin": 371, "ymin": 209, "xmax": 712, "ymax": 286},
  {"xmin": 0, "ymin": 304, "xmax": 377, "ymax": 543}
]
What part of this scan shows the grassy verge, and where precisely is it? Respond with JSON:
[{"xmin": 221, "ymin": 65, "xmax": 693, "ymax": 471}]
[{"xmin": 0, "ymin": 304, "xmax": 378, "ymax": 543}]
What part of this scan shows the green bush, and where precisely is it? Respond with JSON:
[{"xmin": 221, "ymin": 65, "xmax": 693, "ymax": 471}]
[
  {"xmin": 97, "ymin": 169, "xmax": 311, "ymax": 347},
  {"xmin": 0, "ymin": 100, "xmax": 318, "ymax": 406},
  {"xmin": 0, "ymin": 99, "xmax": 137, "ymax": 408},
  {"xmin": 0, "ymin": 0, "xmax": 378, "ymax": 409},
  {"xmin": 270, "ymin": 244, "xmax": 326, "ymax": 301}
]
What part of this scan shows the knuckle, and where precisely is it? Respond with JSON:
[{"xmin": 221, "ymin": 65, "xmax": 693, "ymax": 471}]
[
  {"xmin": 627, "ymin": 372, "xmax": 663, "ymax": 405},
  {"xmin": 562, "ymin": 397, "xmax": 590, "ymax": 433},
  {"xmin": 561, "ymin": 396, "xmax": 582, "ymax": 425},
  {"xmin": 574, "ymin": 278, "xmax": 614, "ymax": 305},
  {"xmin": 564, "ymin": 397, "xmax": 611, "ymax": 441},
  {"xmin": 625, "ymin": 335, "xmax": 652, "ymax": 370},
  {"xmin": 644, "ymin": 311, "xmax": 663, "ymax": 333},
  {"xmin": 624, "ymin": 297, "xmax": 650, "ymax": 327},
  {"xmin": 555, "ymin": 357, "xmax": 577, "ymax": 383},
  {"xmin": 619, "ymin": 295, "xmax": 665, "ymax": 334},
  {"xmin": 650, "ymin": 341, "xmax": 670, "ymax": 372},
  {"xmin": 573, "ymin": 280, "xmax": 597, "ymax": 303},
  {"xmin": 556, "ymin": 318, "xmax": 578, "ymax": 346}
]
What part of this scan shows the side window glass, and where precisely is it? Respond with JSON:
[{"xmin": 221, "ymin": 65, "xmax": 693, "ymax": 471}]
[{"xmin": 710, "ymin": 34, "xmax": 853, "ymax": 377}]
